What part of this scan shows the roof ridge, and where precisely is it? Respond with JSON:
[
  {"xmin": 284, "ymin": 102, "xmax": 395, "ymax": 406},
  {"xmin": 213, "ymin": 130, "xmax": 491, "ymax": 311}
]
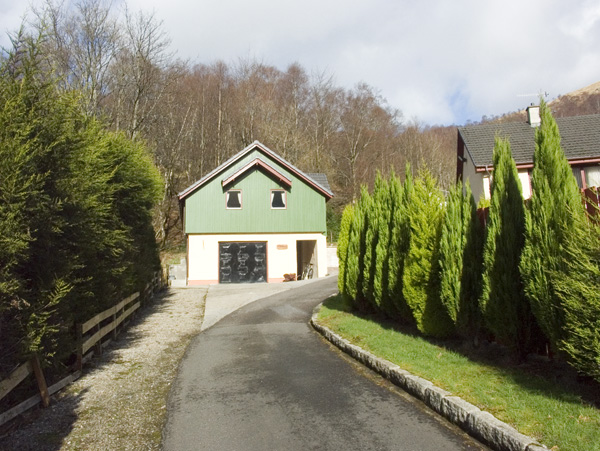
[{"xmin": 178, "ymin": 141, "xmax": 333, "ymax": 200}]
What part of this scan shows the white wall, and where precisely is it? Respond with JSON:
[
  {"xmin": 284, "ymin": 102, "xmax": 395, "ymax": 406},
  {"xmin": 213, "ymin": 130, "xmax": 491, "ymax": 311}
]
[
  {"xmin": 463, "ymin": 157, "xmax": 486, "ymax": 202},
  {"xmin": 464, "ymin": 158, "xmax": 532, "ymax": 201},
  {"xmin": 518, "ymin": 170, "xmax": 532, "ymax": 199},
  {"xmin": 188, "ymin": 233, "xmax": 327, "ymax": 284}
]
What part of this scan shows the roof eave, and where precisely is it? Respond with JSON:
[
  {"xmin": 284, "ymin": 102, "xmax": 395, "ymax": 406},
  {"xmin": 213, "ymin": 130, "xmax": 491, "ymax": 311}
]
[{"xmin": 178, "ymin": 140, "xmax": 334, "ymax": 201}]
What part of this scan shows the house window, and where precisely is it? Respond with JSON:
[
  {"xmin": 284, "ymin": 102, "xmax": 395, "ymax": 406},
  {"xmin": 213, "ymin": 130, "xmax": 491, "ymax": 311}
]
[
  {"xmin": 585, "ymin": 166, "xmax": 600, "ymax": 188},
  {"xmin": 226, "ymin": 190, "xmax": 242, "ymax": 209},
  {"xmin": 271, "ymin": 189, "xmax": 286, "ymax": 209},
  {"xmin": 483, "ymin": 175, "xmax": 491, "ymax": 200}
]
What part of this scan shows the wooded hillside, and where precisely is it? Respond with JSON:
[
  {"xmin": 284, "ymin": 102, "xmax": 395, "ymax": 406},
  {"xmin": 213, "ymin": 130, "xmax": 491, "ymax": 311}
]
[
  {"xmin": 12, "ymin": 0, "xmax": 457, "ymax": 248},
  {"xmin": 11, "ymin": 0, "xmax": 600, "ymax": 250}
]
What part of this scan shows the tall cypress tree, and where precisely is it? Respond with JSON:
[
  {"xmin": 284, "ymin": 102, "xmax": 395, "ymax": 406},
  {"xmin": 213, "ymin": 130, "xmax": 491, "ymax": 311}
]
[
  {"xmin": 387, "ymin": 167, "xmax": 413, "ymax": 322},
  {"xmin": 458, "ymin": 182, "xmax": 484, "ymax": 336},
  {"xmin": 373, "ymin": 171, "xmax": 399, "ymax": 316},
  {"xmin": 362, "ymin": 177, "xmax": 382, "ymax": 311},
  {"xmin": 439, "ymin": 182, "xmax": 465, "ymax": 328},
  {"xmin": 551, "ymin": 217, "xmax": 600, "ymax": 381},
  {"xmin": 520, "ymin": 100, "xmax": 588, "ymax": 351},
  {"xmin": 439, "ymin": 181, "xmax": 482, "ymax": 334},
  {"xmin": 337, "ymin": 204, "xmax": 355, "ymax": 298},
  {"xmin": 480, "ymin": 137, "xmax": 535, "ymax": 358},
  {"xmin": 343, "ymin": 187, "xmax": 372, "ymax": 309},
  {"xmin": 354, "ymin": 186, "xmax": 374, "ymax": 311},
  {"xmin": 402, "ymin": 168, "xmax": 453, "ymax": 337}
]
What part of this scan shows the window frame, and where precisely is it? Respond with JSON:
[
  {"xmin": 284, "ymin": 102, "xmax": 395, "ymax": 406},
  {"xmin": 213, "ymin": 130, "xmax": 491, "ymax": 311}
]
[
  {"xmin": 270, "ymin": 189, "xmax": 287, "ymax": 210},
  {"xmin": 226, "ymin": 189, "xmax": 242, "ymax": 209}
]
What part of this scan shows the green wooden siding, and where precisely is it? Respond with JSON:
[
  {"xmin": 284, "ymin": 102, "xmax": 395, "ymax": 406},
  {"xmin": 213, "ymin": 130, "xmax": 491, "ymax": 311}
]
[{"xmin": 184, "ymin": 150, "xmax": 327, "ymax": 234}]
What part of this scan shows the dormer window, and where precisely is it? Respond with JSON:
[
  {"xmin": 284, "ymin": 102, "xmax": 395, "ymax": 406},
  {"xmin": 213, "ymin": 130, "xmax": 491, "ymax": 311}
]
[
  {"xmin": 271, "ymin": 189, "xmax": 286, "ymax": 209},
  {"xmin": 226, "ymin": 190, "xmax": 242, "ymax": 209}
]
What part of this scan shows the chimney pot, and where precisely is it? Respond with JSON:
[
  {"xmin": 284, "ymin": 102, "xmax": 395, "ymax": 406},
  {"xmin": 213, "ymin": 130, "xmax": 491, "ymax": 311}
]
[{"xmin": 527, "ymin": 105, "xmax": 541, "ymax": 127}]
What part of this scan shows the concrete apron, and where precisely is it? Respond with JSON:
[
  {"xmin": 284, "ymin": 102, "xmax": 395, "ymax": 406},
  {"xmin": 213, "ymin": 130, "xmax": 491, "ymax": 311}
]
[{"xmin": 201, "ymin": 273, "xmax": 335, "ymax": 331}]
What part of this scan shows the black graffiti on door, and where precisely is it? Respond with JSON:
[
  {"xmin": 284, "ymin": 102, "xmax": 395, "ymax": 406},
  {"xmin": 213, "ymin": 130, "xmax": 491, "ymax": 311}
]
[{"xmin": 219, "ymin": 242, "xmax": 267, "ymax": 283}]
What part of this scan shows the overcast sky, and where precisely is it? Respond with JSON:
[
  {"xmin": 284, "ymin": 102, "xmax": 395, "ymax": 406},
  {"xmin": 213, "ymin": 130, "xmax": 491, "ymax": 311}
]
[{"xmin": 2, "ymin": 0, "xmax": 600, "ymax": 126}]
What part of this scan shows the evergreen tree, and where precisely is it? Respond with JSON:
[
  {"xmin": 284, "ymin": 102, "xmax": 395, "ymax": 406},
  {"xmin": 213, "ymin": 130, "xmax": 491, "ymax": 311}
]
[
  {"xmin": 520, "ymin": 100, "xmax": 588, "ymax": 351},
  {"xmin": 0, "ymin": 31, "xmax": 162, "ymax": 371},
  {"xmin": 438, "ymin": 181, "xmax": 483, "ymax": 336},
  {"xmin": 344, "ymin": 188, "xmax": 372, "ymax": 307},
  {"xmin": 402, "ymin": 168, "xmax": 453, "ymax": 337},
  {"xmin": 551, "ymin": 218, "xmax": 600, "ymax": 381},
  {"xmin": 458, "ymin": 182, "xmax": 484, "ymax": 335},
  {"xmin": 337, "ymin": 204, "xmax": 355, "ymax": 297},
  {"xmin": 480, "ymin": 137, "xmax": 535, "ymax": 358},
  {"xmin": 387, "ymin": 167, "xmax": 413, "ymax": 322},
  {"xmin": 361, "ymin": 177, "xmax": 381, "ymax": 311},
  {"xmin": 373, "ymin": 171, "xmax": 399, "ymax": 316},
  {"xmin": 439, "ymin": 182, "xmax": 465, "ymax": 327},
  {"xmin": 352, "ymin": 186, "xmax": 374, "ymax": 311}
]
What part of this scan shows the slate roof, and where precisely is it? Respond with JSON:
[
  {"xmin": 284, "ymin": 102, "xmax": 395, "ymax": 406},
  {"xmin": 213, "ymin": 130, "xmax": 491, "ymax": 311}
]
[
  {"xmin": 306, "ymin": 173, "xmax": 332, "ymax": 193},
  {"xmin": 178, "ymin": 141, "xmax": 334, "ymax": 200},
  {"xmin": 458, "ymin": 114, "xmax": 600, "ymax": 168}
]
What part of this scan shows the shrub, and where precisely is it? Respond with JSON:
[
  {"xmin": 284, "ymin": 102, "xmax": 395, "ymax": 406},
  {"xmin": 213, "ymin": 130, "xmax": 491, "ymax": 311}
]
[
  {"xmin": 480, "ymin": 137, "xmax": 536, "ymax": 359},
  {"xmin": 0, "ymin": 32, "xmax": 162, "ymax": 372},
  {"xmin": 552, "ymin": 218, "xmax": 600, "ymax": 381},
  {"xmin": 439, "ymin": 182, "xmax": 482, "ymax": 335},
  {"xmin": 337, "ymin": 204, "xmax": 355, "ymax": 298},
  {"xmin": 520, "ymin": 100, "xmax": 588, "ymax": 352},
  {"xmin": 387, "ymin": 168, "xmax": 413, "ymax": 322},
  {"xmin": 373, "ymin": 172, "xmax": 401, "ymax": 316},
  {"xmin": 402, "ymin": 168, "xmax": 453, "ymax": 337}
]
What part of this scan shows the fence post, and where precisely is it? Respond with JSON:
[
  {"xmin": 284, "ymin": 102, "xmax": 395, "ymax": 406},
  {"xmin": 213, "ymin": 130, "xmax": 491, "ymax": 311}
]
[
  {"xmin": 76, "ymin": 323, "xmax": 83, "ymax": 371},
  {"xmin": 95, "ymin": 323, "xmax": 102, "ymax": 356},
  {"xmin": 31, "ymin": 354, "xmax": 50, "ymax": 408},
  {"xmin": 112, "ymin": 306, "xmax": 118, "ymax": 341}
]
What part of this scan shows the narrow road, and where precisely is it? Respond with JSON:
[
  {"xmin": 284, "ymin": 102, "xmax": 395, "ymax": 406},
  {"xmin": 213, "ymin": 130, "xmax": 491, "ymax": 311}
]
[{"xmin": 162, "ymin": 277, "xmax": 486, "ymax": 450}]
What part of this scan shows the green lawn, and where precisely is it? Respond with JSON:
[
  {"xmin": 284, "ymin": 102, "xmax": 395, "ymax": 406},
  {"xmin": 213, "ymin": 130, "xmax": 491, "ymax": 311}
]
[{"xmin": 317, "ymin": 295, "xmax": 600, "ymax": 451}]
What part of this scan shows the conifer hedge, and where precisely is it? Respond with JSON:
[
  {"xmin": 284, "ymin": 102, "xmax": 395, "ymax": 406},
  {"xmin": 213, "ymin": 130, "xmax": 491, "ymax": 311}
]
[
  {"xmin": 337, "ymin": 204, "xmax": 354, "ymax": 298},
  {"xmin": 480, "ymin": 137, "xmax": 536, "ymax": 358},
  {"xmin": 439, "ymin": 182, "xmax": 481, "ymax": 334},
  {"xmin": 402, "ymin": 169, "xmax": 453, "ymax": 337},
  {"xmin": 0, "ymin": 33, "xmax": 162, "ymax": 374},
  {"xmin": 387, "ymin": 168, "xmax": 413, "ymax": 322},
  {"xmin": 520, "ymin": 100, "xmax": 589, "ymax": 351},
  {"xmin": 332, "ymin": 101, "xmax": 600, "ymax": 381}
]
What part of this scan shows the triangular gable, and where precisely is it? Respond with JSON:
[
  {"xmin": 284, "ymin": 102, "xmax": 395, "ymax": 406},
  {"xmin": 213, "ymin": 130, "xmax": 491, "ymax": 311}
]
[
  {"xmin": 222, "ymin": 158, "xmax": 292, "ymax": 188},
  {"xmin": 178, "ymin": 141, "xmax": 334, "ymax": 200}
]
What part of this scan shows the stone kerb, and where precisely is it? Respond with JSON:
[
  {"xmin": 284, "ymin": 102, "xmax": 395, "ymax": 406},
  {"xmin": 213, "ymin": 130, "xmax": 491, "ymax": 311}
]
[{"xmin": 310, "ymin": 305, "xmax": 548, "ymax": 451}]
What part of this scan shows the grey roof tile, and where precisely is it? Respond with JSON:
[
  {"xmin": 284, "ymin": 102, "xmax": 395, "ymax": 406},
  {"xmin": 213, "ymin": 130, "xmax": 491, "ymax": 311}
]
[
  {"xmin": 306, "ymin": 173, "xmax": 332, "ymax": 193},
  {"xmin": 459, "ymin": 114, "xmax": 600, "ymax": 167}
]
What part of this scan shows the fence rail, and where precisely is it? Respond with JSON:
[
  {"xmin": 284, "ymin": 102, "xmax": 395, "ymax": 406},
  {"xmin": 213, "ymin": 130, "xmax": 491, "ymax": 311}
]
[
  {"xmin": 0, "ymin": 270, "xmax": 163, "ymax": 427},
  {"xmin": 77, "ymin": 292, "xmax": 140, "ymax": 369}
]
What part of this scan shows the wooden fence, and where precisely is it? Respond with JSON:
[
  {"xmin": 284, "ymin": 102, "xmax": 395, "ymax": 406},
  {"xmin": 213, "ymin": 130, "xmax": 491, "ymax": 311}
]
[
  {"xmin": 583, "ymin": 187, "xmax": 600, "ymax": 217},
  {"xmin": 0, "ymin": 271, "xmax": 163, "ymax": 427}
]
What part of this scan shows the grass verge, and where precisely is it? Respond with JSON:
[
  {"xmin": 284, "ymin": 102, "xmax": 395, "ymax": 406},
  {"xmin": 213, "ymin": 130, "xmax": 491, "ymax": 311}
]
[{"xmin": 317, "ymin": 294, "xmax": 600, "ymax": 451}]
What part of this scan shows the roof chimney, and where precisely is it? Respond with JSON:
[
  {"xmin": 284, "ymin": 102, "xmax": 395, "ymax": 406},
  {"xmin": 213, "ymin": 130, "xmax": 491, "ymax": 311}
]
[{"xmin": 526, "ymin": 104, "xmax": 541, "ymax": 127}]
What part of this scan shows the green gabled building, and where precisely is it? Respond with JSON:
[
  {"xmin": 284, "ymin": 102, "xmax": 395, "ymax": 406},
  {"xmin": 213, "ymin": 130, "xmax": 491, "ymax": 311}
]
[{"xmin": 178, "ymin": 141, "xmax": 333, "ymax": 284}]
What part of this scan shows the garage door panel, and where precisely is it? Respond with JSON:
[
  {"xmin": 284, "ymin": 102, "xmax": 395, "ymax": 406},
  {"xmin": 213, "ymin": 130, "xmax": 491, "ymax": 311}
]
[{"xmin": 219, "ymin": 242, "xmax": 267, "ymax": 283}]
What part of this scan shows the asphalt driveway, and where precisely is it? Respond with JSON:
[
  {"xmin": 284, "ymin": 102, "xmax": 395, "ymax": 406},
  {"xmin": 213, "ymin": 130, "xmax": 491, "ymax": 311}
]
[{"xmin": 162, "ymin": 276, "xmax": 486, "ymax": 450}]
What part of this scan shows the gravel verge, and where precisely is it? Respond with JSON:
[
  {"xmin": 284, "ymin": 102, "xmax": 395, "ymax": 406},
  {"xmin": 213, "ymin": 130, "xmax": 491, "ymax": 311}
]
[{"xmin": 0, "ymin": 287, "xmax": 207, "ymax": 451}]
